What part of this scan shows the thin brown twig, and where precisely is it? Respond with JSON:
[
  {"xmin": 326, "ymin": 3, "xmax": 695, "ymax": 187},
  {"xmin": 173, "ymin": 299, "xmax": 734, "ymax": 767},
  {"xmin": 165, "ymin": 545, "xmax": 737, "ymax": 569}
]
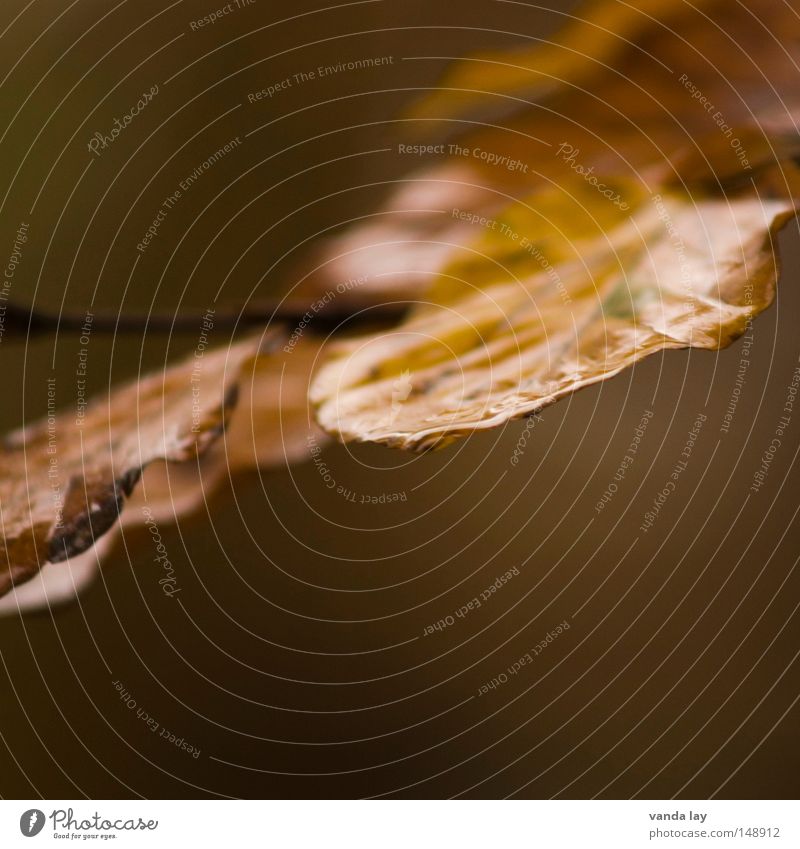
[{"xmin": 2, "ymin": 299, "xmax": 407, "ymax": 338}]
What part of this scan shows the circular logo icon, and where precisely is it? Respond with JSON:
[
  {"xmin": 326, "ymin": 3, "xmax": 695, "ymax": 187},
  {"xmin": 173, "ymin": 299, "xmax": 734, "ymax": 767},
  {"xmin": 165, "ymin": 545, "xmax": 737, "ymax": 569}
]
[{"xmin": 19, "ymin": 810, "xmax": 46, "ymax": 837}]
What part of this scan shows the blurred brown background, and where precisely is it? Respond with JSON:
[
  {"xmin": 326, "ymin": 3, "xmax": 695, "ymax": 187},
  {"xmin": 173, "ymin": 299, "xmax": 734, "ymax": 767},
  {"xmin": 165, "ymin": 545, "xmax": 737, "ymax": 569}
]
[{"xmin": 0, "ymin": 0, "xmax": 798, "ymax": 799}]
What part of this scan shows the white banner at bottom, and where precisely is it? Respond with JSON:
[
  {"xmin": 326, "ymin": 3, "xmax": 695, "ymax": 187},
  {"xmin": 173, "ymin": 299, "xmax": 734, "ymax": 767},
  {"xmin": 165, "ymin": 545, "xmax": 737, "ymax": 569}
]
[{"xmin": 1, "ymin": 799, "xmax": 796, "ymax": 848}]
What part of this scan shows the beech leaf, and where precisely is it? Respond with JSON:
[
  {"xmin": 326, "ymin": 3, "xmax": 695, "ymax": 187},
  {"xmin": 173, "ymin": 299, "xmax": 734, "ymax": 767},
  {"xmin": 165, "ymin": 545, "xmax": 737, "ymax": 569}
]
[
  {"xmin": 309, "ymin": 0, "xmax": 800, "ymax": 449},
  {"xmin": 0, "ymin": 334, "xmax": 325, "ymax": 610},
  {"xmin": 3, "ymin": 0, "xmax": 800, "ymax": 602},
  {"xmin": 0, "ymin": 329, "xmax": 304, "ymax": 597}
]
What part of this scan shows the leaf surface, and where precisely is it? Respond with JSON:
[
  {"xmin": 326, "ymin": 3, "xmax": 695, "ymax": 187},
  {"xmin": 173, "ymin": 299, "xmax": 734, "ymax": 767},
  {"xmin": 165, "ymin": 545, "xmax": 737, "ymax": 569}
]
[
  {"xmin": 310, "ymin": 0, "xmax": 800, "ymax": 449},
  {"xmin": 0, "ymin": 329, "xmax": 325, "ymax": 598}
]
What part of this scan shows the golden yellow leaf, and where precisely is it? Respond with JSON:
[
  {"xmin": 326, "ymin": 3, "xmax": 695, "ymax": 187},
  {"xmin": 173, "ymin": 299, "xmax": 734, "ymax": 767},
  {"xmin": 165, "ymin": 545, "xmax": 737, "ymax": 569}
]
[
  {"xmin": 0, "ymin": 335, "xmax": 325, "ymax": 609},
  {"xmin": 310, "ymin": 0, "xmax": 800, "ymax": 450},
  {"xmin": 0, "ymin": 329, "xmax": 307, "ymax": 595},
  {"xmin": 3, "ymin": 0, "xmax": 800, "ymax": 602}
]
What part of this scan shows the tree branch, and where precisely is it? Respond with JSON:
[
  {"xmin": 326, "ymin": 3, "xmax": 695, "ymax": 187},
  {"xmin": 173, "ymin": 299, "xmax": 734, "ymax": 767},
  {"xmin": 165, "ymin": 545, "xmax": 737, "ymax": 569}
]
[{"xmin": 2, "ymin": 300, "xmax": 407, "ymax": 338}]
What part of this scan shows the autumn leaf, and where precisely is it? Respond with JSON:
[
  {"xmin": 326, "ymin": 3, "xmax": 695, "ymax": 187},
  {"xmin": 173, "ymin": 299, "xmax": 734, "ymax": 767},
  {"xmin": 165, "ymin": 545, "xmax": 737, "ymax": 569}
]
[
  {"xmin": 3, "ymin": 0, "xmax": 800, "ymax": 602},
  {"xmin": 310, "ymin": 0, "xmax": 800, "ymax": 449},
  {"xmin": 0, "ymin": 328, "xmax": 318, "ymax": 599},
  {"xmin": 0, "ymin": 333, "xmax": 326, "ymax": 612}
]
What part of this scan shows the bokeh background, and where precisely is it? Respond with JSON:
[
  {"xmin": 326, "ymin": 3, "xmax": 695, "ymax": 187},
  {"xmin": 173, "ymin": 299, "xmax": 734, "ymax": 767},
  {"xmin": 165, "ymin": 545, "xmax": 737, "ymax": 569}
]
[{"xmin": 0, "ymin": 0, "xmax": 798, "ymax": 799}]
